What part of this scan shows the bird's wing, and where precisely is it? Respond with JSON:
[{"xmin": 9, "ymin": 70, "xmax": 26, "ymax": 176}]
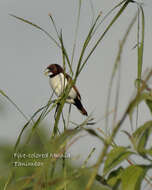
[{"xmin": 65, "ymin": 73, "xmax": 81, "ymax": 100}]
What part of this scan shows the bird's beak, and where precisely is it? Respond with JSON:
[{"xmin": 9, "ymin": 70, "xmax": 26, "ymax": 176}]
[{"xmin": 44, "ymin": 68, "xmax": 49, "ymax": 76}]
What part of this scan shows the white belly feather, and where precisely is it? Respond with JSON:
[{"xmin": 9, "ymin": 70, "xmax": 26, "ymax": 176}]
[{"xmin": 49, "ymin": 73, "xmax": 77, "ymax": 103}]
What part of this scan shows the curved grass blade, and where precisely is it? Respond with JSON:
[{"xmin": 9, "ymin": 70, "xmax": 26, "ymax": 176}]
[
  {"xmin": 135, "ymin": 4, "xmax": 145, "ymax": 130},
  {"xmin": 25, "ymin": 97, "xmax": 57, "ymax": 145},
  {"xmin": 93, "ymin": 0, "xmax": 127, "ymax": 35},
  {"xmin": 48, "ymin": 13, "xmax": 60, "ymax": 39},
  {"xmin": 0, "ymin": 89, "xmax": 28, "ymax": 121},
  {"xmin": 75, "ymin": 12, "xmax": 102, "ymax": 79},
  {"xmin": 10, "ymin": 14, "xmax": 60, "ymax": 48},
  {"xmin": 137, "ymin": 5, "xmax": 145, "ymax": 89},
  {"xmin": 103, "ymin": 146, "xmax": 134, "ymax": 176},
  {"xmin": 82, "ymin": 147, "xmax": 96, "ymax": 168},
  {"xmin": 127, "ymin": 93, "xmax": 152, "ymax": 117},
  {"xmin": 85, "ymin": 129, "xmax": 105, "ymax": 143},
  {"xmin": 105, "ymin": 13, "xmax": 138, "ymax": 132},
  {"xmin": 146, "ymin": 99, "xmax": 152, "ymax": 114},
  {"xmin": 14, "ymin": 105, "xmax": 47, "ymax": 151},
  {"xmin": 14, "ymin": 93, "xmax": 55, "ymax": 151},
  {"xmin": 48, "ymin": 14, "xmax": 73, "ymax": 75},
  {"xmin": 121, "ymin": 165, "xmax": 150, "ymax": 190},
  {"xmin": 133, "ymin": 120, "xmax": 152, "ymax": 149},
  {"xmin": 85, "ymin": 69, "xmax": 152, "ymax": 190},
  {"xmin": 59, "ymin": 31, "xmax": 73, "ymax": 75},
  {"xmin": 71, "ymin": 0, "xmax": 82, "ymax": 66},
  {"xmin": 80, "ymin": 0, "xmax": 135, "ymax": 76}
]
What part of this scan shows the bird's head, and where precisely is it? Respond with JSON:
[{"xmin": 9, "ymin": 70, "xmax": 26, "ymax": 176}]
[{"xmin": 44, "ymin": 64, "xmax": 63, "ymax": 77}]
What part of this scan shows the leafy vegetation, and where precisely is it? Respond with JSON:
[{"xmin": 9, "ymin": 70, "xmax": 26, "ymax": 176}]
[{"xmin": 1, "ymin": 0, "xmax": 152, "ymax": 189}]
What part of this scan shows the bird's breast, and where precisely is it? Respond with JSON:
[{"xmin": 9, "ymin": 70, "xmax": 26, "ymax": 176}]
[
  {"xmin": 49, "ymin": 73, "xmax": 67, "ymax": 96},
  {"xmin": 49, "ymin": 73, "xmax": 77, "ymax": 101}
]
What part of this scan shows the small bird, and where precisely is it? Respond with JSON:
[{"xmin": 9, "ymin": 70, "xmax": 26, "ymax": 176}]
[{"xmin": 44, "ymin": 64, "xmax": 88, "ymax": 116}]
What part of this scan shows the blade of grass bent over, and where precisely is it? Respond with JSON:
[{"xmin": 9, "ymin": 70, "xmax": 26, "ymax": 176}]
[{"xmin": 10, "ymin": 14, "xmax": 60, "ymax": 48}]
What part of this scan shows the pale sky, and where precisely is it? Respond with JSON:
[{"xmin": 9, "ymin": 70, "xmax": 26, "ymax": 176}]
[{"xmin": 0, "ymin": 0, "xmax": 152, "ymax": 163}]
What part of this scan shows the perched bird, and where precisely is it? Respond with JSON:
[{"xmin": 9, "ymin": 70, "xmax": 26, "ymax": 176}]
[{"xmin": 44, "ymin": 64, "xmax": 88, "ymax": 116}]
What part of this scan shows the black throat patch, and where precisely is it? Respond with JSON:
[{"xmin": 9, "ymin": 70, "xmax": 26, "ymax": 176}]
[{"xmin": 49, "ymin": 73, "xmax": 58, "ymax": 78}]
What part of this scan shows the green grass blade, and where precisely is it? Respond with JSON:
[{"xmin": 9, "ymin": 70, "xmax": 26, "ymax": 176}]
[
  {"xmin": 128, "ymin": 93, "xmax": 152, "ymax": 120},
  {"xmin": 105, "ymin": 13, "xmax": 138, "ymax": 132},
  {"xmin": 121, "ymin": 165, "xmax": 149, "ymax": 190},
  {"xmin": 59, "ymin": 31, "xmax": 73, "ymax": 75},
  {"xmin": 93, "ymin": 0, "xmax": 127, "ymax": 35},
  {"xmin": 103, "ymin": 146, "xmax": 134, "ymax": 176},
  {"xmin": 14, "ymin": 120, "xmax": 31, "ymax": 152},
  {"xmin": 75, "ymin": 12, "xmax": 102, "ymax": 79},
  {"xmin": 80, "ymin": 0, "xmax": 134, "ymax": 76},
  {"xmin": 71, "ymin": 0, "xmax": 82, "ymax": 66},
  {"xmin": 14, "ymin": 94, "xmax": 55, "ymax": 151},
  {"xmin": 48, "ymin": 14, "xmax": 73, "ymax": 75},
  {"xmin": 14, "ymin": 105, "xmax": 47, "ymax": 151},
  {"xmin": 48, "ymin": 13, "xmax": 60, "ymax": 39},
  {"xmin": 10, "ymin": 14, "xmax": 60, "ymax": 48},
  {"xmin": 137, "ymin": 5, "xmax": 145, "ymax": 89},
  {"xmin": 136, "ymin": 5, "xmax": 145, "ymax": 130},
  {"xmin": 82, "ymin": 147, "xmax": 96, "ymax": 168},
  {"xmin": 25, "ymin": 97, "xmax": 57, "ymax": 145},
  {"xmin": 0, "ymin": 89, "xmax": 28, "ymax": 121},
  {"xmin": 85, "ymin": 129, "xmax": 105, "ymax": 142}
]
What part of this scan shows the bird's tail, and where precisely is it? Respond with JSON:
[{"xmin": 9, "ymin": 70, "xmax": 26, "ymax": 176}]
[{"xmin": 74, "ymin": 98, "xmax": 88, "ymax": 116}]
